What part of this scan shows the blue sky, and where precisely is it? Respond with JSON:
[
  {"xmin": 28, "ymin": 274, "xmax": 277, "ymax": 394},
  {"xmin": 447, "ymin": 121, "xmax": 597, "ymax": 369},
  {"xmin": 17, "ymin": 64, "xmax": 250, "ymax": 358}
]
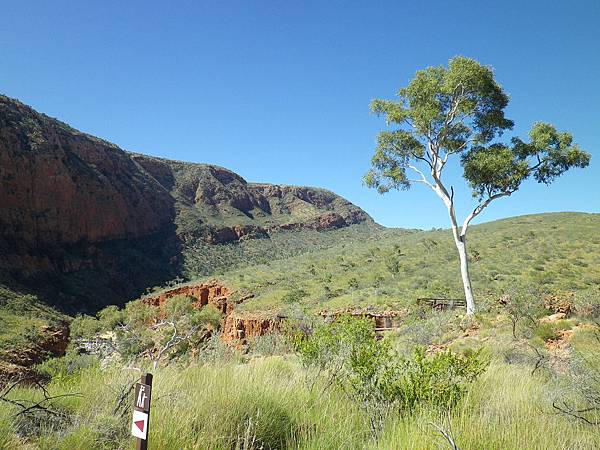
[{"xmin": 2, "ymin": 1, "xmax": 598, "ymax": 228}]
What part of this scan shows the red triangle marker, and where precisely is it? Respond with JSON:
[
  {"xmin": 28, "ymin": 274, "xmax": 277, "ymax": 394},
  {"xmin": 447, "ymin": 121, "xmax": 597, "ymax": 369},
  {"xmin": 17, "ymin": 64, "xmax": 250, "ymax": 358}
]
[{"xmin": 134, "ymin": 420, "xmax": 145, "ymax": 432}]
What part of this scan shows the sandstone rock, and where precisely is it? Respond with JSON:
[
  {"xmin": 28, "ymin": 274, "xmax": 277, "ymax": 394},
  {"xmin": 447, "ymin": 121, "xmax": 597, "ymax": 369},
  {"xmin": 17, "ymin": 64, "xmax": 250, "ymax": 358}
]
[
  {"xmin": 142, "ymin": 281, "xmax": 281, "ymax": 347},
  {"xmin": 142, "ymin": 281, "xmax": 235, "ymax": 314},
  {"xmin": 540, "ymin": 312, "xmax": 567, "ymax": 323},
  {"xmin": 221, "ymin": 314, "xmax": 282, "ymax": 345}
]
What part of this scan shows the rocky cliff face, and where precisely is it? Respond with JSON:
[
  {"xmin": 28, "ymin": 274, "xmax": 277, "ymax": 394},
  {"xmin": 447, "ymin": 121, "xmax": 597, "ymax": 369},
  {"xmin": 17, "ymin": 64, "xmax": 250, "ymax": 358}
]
[
  {"xmin": 131, "ymin": 154, "xmax": 372, "ymax": 244},
  {"xmin": 0, "ymin": 95, "xmax": 374, "ymax": 312},
  {"xmin": 0, "ymin": 96, "xmax": 181, "ymax": 311},
  {"xmin": 0, "ymin": 97, "xmax": 175, "ymax": 270}
]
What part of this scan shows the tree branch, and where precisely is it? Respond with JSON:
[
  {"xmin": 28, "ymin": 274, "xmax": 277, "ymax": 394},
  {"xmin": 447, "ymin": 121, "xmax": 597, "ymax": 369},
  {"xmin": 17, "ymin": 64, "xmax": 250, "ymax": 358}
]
[
  {"xmin": 460, "ymin": 191, "xmax": 513, "ymax": 238},
  {"xmin": 429, "ymin": 420, "xmax": 461, "ymax": 450},
  {"xmin": 407, "ymin": 165, "xmax": 434, "ymax": 189},
  {"xmin": 151, "ymin": 320, "xmax": 200, "ymax": 369},
  {"xmin": 552, "ymin": 400, "xmax": 600, "ymax": 425}
]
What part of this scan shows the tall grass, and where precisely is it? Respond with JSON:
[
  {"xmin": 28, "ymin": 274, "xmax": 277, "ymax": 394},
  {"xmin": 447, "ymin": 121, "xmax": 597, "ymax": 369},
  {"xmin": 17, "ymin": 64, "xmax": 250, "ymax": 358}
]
[
  {"xmin": 2, "ymin": 355, "xmax": 599, "ymax": 449},
  {"xmin": 378, "ymin": 363, "xmax": 599, "ymax": 449}
]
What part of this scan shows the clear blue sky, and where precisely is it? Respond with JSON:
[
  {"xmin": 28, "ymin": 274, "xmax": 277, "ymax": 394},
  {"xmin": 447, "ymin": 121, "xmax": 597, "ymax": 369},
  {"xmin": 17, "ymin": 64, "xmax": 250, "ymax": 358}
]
[{"xmin": 2, "ymin": 1, "xmax": 598, "ymax": 228}]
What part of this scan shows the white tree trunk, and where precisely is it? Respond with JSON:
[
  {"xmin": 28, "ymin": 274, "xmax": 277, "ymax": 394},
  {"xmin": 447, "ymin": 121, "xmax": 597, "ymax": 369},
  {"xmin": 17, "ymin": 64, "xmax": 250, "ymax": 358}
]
[
  {"xmin": 432, "ymin": 181, "xmax": 477, "ymax": 316},
  {"xmin": 454, "ymin": 236, "xmax": 475, "ymax": 316}
]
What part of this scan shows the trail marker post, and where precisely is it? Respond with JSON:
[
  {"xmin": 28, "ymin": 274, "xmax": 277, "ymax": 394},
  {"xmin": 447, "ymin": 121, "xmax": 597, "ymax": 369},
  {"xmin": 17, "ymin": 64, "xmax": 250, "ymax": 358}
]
[{"xmin": 132, "ymin": 373, "xmax": 153, "ymax": 450}]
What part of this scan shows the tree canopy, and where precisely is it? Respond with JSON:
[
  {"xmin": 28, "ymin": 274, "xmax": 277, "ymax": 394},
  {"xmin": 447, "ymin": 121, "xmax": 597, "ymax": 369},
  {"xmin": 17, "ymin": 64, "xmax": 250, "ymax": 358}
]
[{"xmin": 364, "ymin": 56, "xmax": 590, "ymax": 201}]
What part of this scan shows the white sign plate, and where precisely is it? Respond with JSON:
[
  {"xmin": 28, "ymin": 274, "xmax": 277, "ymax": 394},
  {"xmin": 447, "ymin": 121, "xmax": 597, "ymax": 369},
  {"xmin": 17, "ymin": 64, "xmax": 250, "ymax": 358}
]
[{"xmin": 131, "ymin": 410, "xmax": 148, "ymax": 440}]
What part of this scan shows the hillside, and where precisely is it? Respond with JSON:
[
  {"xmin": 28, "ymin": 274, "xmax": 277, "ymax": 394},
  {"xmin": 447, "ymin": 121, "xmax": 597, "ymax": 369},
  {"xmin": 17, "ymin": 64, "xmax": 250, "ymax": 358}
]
[
  {"xmin": 155, "ymin": 212, "xmax": 600, "ymax": 337},
  {"xmin": 0, "ymin": 94, "xmax": 375, "ymax": 314}
]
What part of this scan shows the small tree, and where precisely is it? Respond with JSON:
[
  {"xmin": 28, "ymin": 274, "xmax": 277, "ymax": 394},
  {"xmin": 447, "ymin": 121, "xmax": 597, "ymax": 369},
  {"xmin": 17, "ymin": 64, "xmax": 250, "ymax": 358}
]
[
  {"xmin": 365, "ymin": 56, "xmax": 590, "ymax": 315},
  {"xmin": 116, "ymin": 296, "xmax": 222, "ymax": 369}
]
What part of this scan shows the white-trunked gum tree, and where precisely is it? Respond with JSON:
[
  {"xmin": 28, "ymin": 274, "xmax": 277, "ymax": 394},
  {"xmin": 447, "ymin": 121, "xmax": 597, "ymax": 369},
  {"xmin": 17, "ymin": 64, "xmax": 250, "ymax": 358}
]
[{"xmin": 365, "ymin": 56, "xmax": 590, "ymax": 315}]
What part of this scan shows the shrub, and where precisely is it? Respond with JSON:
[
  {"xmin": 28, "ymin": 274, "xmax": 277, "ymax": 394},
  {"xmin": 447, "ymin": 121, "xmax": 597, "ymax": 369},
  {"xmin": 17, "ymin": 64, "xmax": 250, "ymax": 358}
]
[
  {"xmin": 69, "ymin": 315, "xmax": 102, "ymax": 341},
  {"xmin": 249, "ymin": 334, "xmax": 290, "ymax": 357},
  {"xmin": 382, "ymin": 348, "xmax": 487, "ymax": 413},
  {"xmin": 36, "ymin": 353, "xmax": 98, "ymax": 380},
  {"xmin": 281, "ymin": 288, "xmax": 307, "ymax": 304},
  {"xmin": 503, "ymin": 289, "xmax": 547, "ymax": 339},
  {"xmin": 573, "ymin": 289, "xmax": 600, "ymax": 318},
  {"xmin": 534, "ymin": 322, "xmax": 559, "ymax": 342},
  {"xmin": 295, "ymin": 316, "xmax": 488, "ymax": 434}
]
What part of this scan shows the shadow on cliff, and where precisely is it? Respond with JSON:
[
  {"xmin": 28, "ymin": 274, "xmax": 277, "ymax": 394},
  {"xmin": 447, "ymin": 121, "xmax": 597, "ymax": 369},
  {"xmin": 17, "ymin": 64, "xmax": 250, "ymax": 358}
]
[{"xmin": 2, "ymin": 224, "xmax": 182, "ymax": 315}]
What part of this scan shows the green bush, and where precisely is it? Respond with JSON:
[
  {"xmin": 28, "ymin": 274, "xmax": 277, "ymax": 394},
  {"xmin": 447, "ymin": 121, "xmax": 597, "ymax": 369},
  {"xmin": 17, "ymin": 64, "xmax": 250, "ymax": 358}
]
[
  {"xmin": 36, "ymin": 352, "xmax": 98, "ymax": 380},
  {"xmin": 384, "ymin": 348, "xmax": 487, "ymax": 413},
  {"xmin": 281, "ymin": 287, "xmax": 307, "ymax": 304},
  {"xmin": 573, "ymin": 288, "xmax": 600, "ymax": 318},
  {"xmin": 69, "ymin": 314, "xmax": 103, "ymax": 340},
  {"xmin": 534, "ymin": 322, "xmax": 559, "ymax": 341},
  {"xmin": 295, "ymin": 316, "xmax": 488, "ymax": 432}
]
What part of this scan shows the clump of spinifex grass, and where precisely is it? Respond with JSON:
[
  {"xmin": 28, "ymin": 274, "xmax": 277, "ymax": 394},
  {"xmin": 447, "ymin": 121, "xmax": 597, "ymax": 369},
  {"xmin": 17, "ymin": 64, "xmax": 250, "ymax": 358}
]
[
  {"xmin": 2, "ymin": 355, "xmax": 600, "ymax": 449},
  {"xmin": 377, "ymin": 362, "xmax": 600, "ymax": 450}
]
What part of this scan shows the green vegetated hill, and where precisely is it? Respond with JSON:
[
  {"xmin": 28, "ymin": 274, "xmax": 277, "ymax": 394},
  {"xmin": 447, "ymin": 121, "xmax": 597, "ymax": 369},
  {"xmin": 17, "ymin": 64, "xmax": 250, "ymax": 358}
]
[
  {"xmin": 128, "ymin": 153, "xmax": 380, "ymax": 279},
  {"xmin": 204, "ymin": 211, "xmax": 600, "ymax": 316}
]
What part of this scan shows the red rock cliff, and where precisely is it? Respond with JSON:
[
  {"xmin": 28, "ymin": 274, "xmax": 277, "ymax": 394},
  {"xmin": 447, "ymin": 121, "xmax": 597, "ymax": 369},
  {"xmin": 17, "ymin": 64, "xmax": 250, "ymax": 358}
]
[{"xmin": 0, "ymin": 96, "xmax": 175, "ymax": 275}]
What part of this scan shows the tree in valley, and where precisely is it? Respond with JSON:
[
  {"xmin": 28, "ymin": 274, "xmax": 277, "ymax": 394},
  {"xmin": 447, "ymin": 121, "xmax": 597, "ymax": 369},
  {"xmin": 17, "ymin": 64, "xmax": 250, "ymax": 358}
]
[{"xmin": 365, "ymin": 56, "xmax": 590, "ymax": 315}]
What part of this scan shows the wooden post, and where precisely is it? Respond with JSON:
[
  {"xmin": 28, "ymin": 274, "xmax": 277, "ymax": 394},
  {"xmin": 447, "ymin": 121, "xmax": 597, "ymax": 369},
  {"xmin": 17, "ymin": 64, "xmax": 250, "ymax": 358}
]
[{"xmin": 132, "ymin": 373, "xmax": 153, "ymax": 450}]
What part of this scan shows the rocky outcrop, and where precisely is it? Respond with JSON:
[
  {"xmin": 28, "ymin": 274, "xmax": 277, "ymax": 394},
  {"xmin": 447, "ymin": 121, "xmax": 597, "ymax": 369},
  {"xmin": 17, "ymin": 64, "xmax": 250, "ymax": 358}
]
[
  {"xmin": 0, "ymin": 96, "xmax": 175, "ymax": 273},
  {"xmin": 2, "ymin": 323, "xmax": 69, "ymax": 374},
  {"xmin": 142, "ymin": 281, "xmax": 235, "ymax": 314},
  {"xmin": 222, "ymin": 314, "xmax": 282, "ymax": 344},
  {"xmin": 141, "ymin": 281, "xmax": 281, "ymax": 346}
]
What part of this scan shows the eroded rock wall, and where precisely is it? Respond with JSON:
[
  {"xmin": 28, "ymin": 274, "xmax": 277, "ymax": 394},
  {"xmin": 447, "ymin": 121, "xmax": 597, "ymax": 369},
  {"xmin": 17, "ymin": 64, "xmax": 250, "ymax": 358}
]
[{"xmin": 141, "ymin": 281, "xmax": 281, "ymax": 345}]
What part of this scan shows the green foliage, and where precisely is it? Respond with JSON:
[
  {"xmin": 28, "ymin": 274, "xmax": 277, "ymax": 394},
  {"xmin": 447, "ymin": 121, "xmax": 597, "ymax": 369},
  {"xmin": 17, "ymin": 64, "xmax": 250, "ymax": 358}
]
[
  {"xmin": 281, "ymin": 287, "xmax": 307, "ymax": 304},
  {"xmin": 573, "ymin": 288, "xmax": 600, "ymax": 318},
  {"xmin": 0, "ymin": 283, "xmax": 65, "ymax": 363},
  {"xmin": 69, "ymin": 296, "xmax": 222, "ymax": 367},
  {"xmin": 384, "ymin": 255, "xmax": 401, "ymax": 277},
  {"xmin": 366, "ymin": 56, "xmax": 589, "ymax": 200},
  {"xmin": 384, "ymin": 348, "xmax": 488, "ymax": 413},
  {"xmin": 295, "ymin": 316, "xmax": 487, "ymax": 427},
  {"xmin": 36, "ymin": 352, "xmax": 98, "ymax": 381},
  {"xmin": 69, "ymin": 314, "xmax": 103, "ymax": 340},
  {"xmin": 534, "ymin": 322, "xmax": 559, "ymax": 342},
  {"xmin": 182, "ymin": 222, "xmax": 380, "ymax": 279},
  {"xmin": 365, "ymin": 56, "xmax": 514, "ymax": 193},
  {"xmin": 116, "ymin": 296, "xmax": 222, "ymax": 364},
  {"xmin": 294, "ymin": 316, "xmax": 377, "ymax": 371},
  {"xmin": 462, "ymin": 143, "xmax": 529, "ymax": 198}
]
